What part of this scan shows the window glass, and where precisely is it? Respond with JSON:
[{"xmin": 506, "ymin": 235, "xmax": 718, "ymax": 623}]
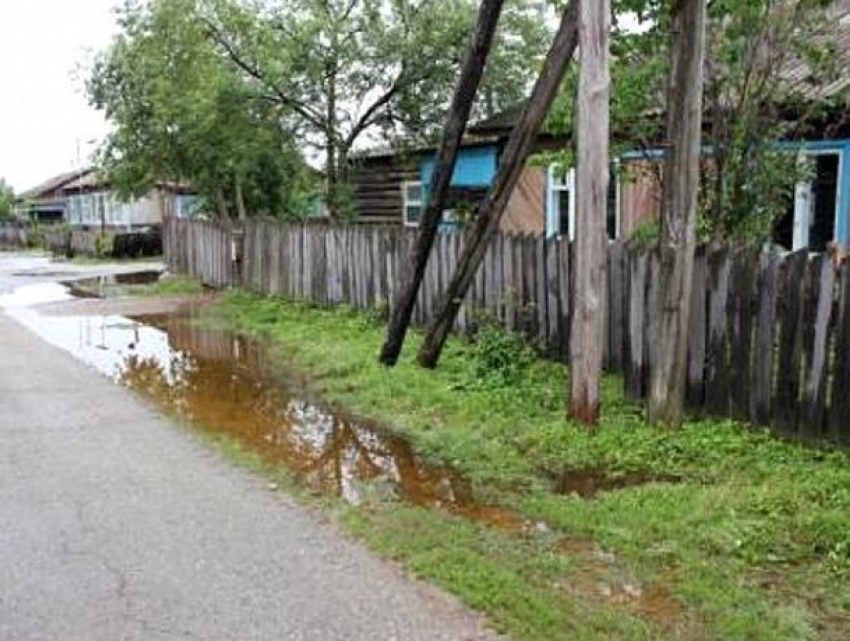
[{"xmin": 403, "ymin": 180, "xmax": 423, "ymax": 227}]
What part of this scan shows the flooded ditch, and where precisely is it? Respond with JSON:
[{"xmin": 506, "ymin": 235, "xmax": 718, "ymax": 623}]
[{"xmin": 0, "ymin": 280, "xmax": 479, "ymax": 512}]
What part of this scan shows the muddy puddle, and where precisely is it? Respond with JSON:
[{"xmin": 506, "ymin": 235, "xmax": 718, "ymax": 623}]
[
  {"xmin": 554, "ymin": 469, "xmax": 681, "ymax": 498},
  {"xmin": 0, "ymin": 281, "xmax": 479, "ymax": 512},
  {"xmin": 66, "ymin": 270, "xmax": 163, "ymax": 297}
]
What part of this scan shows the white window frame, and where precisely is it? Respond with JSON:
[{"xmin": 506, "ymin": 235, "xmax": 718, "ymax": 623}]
[
  {"xmin": 402, "ymin": 180, "xmax": 424, "ymax": 228},
  {"xmin": 792, "ymin": 149, "xmax": 842, "ymax": 251},
  {"xmin": 547, "ymin": 162, "xmax": 621, "ymax": 240},
  {"xmin": 546, "ymin": 164, "xmax": 576, "ymax": 239}
]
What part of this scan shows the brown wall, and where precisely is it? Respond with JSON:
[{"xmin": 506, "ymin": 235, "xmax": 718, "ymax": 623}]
[
  {"xmin": 350, "ymin": 154, "xmax": 418, "ymax": 224},
  {"xmin": 620, "ymin": 160, "xmax": 662, "ymax": 237},
  {"xmin": 501, "ymin": 166, "xmax": 546, "ymax": 234}
]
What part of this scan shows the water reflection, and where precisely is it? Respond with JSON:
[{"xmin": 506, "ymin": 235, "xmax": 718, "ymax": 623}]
[{"xmin": 1, "ymin": 284, "xmax": 469, "ymax": 510}]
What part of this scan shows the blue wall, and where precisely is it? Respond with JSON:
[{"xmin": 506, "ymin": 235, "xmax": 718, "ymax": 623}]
[{"xmin": 420, "ymin": 145, "xmax": 498, "ymax": 188}]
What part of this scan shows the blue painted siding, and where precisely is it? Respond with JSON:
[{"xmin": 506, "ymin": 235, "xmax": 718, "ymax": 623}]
[{"xmin": 420, "ymin": 145, "xmax": 498, "ymax": 187}]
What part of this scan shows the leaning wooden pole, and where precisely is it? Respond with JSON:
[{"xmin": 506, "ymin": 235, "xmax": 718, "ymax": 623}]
[
  {"xmin": 417, "ymin": 0, "xmax": 579, "ymax": 368},
  {"xmin": 568, "ymin": 0, "xmax": 610, "ymax": 425},
  {"xmin": 378, "ymin": 0, "xmax": 505, "ymax": 366},
  {"xmin": 646, "ymin": 0, "xmax": 707, "ymax": 427}
]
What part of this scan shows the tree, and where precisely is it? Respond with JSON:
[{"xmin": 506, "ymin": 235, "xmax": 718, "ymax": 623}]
[
  {"xmin": 701, "ymin": 0, "xmax": 839, "ymax": 241},
  {"xmin": 548, "ymin": 0, "xmax": 839, "ymax": 243},
  {"xmin": 569, "ymin": 0, "xmax": 610, "ymax": 425},
  {"xmin": 201, "ymin": 0, "xmax": 551, "ymax": 215},
  {"xmin": 417, "ymin": 0, "xmax": 580, "ymax": 368},
  {"xmin": 379, "ymin": 0, "xmax": 505, "ymax": 367},
  {"xmin": 0, "ymin": 178, "xmax": 14, "ymax": 220},
  {"xmin": 646, "ymin": 0, "xmax": 707, "ymax": 427},
  {"xmin": 88, "ymin": 0, "xmax": 317, "ymax": 219}
]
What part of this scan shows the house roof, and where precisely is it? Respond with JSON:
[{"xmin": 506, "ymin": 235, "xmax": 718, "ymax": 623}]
[
  {"xmin": 18, "ymin": 169, "xmax": 94, "ymax": 201},
  {"xmin": 472, "ymin": 1, "xmax": 850, "ymax": 138},
  {"xmin": 61, "ymin": 171, "xmax": 107, "ymax": 192},
  {"xmin": 349, "ymin": 136, "xmax": 501, "ymax": 161},
  {"xmin": 780, "ymin": 1, "xmax": 850, "ymax": 102}
]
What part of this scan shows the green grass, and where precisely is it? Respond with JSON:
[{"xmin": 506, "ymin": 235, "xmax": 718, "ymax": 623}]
[
  {"xmin": 114, "ymin": 275, "xmax": 205, "ymax": 297},
  {"xmin": 202, "ymin": 290, "xmax": 850, "ymax": 640}
]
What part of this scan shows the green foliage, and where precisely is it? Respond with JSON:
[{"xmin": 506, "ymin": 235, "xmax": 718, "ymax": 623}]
[
  {"xmin": 208, "ymin": 290, "xmax": 850, "ymax": 639},
  {"xmin": 94, "ymin": 232, "xmax": 113, "ymax": 257},
  {"xmin": 0, "ymin": 178, "xmax": 15, "ymax": 220},
  {"xmin": 88, "ymin": 0, "xmax": 318, "ymax": 220},
  {"xmin": 546, "ymin": 0, "xmax": 840, "ymax": 243},
  {"xmin": 200, "ymin": 0, "xmax": 550, "ymax": 214},
  {"xmin": 462, "ymin": 322, "xmax": 537, "ymax": 390}
]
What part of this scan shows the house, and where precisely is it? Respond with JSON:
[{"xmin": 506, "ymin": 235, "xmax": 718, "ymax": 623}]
[
  {"xmin": 14, "ymin": 169, "xmax": 95, "ymax": 224},
  {"xmin": 350, "ymin": 2, "xmax": 850, "ymax": 251},
  {"xmin": 349, "ymin": 138, "xmax": 556, "ymax": 236},
  {"xmin": 62, "ymin": 172, "xmax": 197, "ymax": 230}
]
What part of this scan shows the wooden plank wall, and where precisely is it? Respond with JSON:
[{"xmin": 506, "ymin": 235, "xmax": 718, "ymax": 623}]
[{"xmin": 164, "ymin": 217, "xmax": 850, "ymax": 446}]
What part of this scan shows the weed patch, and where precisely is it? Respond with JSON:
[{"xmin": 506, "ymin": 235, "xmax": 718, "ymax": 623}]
[{"xmin": 203, "ymin": 290, "xmax": 850, "ymax": 640}]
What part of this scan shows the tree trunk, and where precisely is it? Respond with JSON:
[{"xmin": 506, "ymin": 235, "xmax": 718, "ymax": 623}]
[
  {"xmin": 568, "ymin": 0, "xmax": 610, "ymax": 426},
  {"xmin": 325, "ymin": 53, "xmax": 339, "ymax": 218},
  {"xmin": 234, "ymin": 172, "xmax": 247, "ymax": 221},
  {"xmin": 378, "ymin": 0, "xmax": 506, "ymax": 366},
  {"xmin": 417, "ymin": 0, "xmax": 579, "ymax": 368},
  {"xmin": 646, "ymin": 0, "xmax": 707, "ymax": 427},
  {"xmin": 214, "ymin": 186, "xmax": 228, "ymax": 219}
]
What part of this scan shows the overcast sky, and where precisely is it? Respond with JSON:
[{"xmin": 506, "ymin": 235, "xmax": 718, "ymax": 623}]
[{"xmin": 0, "ymin": 0, "xmax": 117, "ymax": 192}]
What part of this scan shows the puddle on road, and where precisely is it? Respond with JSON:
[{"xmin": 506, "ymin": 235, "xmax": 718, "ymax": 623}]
[
  {"xmin": 0, "ymin": 282, "xmax": 476, "ymax": 512},
  {"xmin": 66, "ymin": 270, "xmax": 163, "ymax": 298}
]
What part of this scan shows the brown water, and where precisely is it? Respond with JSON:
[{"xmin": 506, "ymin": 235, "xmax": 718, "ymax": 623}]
[
  {"xmin": 554, "ymin": 469, "xmax": 681, "ymax": 498},
  {"xmin": 65, "ymin": 270, "xmax": 163, "ymax": 297},
  {"xmin": 0, "ymin": 282, "xmax": 475, "ymax": 511}
]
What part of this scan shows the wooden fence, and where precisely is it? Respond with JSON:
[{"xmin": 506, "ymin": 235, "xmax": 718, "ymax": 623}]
[
  {"xmin": 164, "ymin": 216, "xmax": 850, "ymax": 446},
  {"xmin": 0, "ymin": 224, "xmax": 37, "ymax": 249}
]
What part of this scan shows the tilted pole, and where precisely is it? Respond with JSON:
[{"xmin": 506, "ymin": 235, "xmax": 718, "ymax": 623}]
[
  {"xmin": 417, "ymin": 0, "xmax": 579, "ymax": 368},
  {"xmin": 379, "ymin": 0, "xmax": 505, "ymax": 366}
]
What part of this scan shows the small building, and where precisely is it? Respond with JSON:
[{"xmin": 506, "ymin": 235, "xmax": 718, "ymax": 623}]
[
  {"xmin": 62, "ymin": 172, "xmax": 194, "ymax": 230},
  {"xmin": 14, "ymin": 169, "xmax": 94, "ymax": 224},
  {"xmin": 349, "ymin": 138, "xmax": 554, "ymax": 236}
]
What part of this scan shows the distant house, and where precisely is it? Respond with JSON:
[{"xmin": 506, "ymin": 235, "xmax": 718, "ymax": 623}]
[
  {"xmin": 62, "ymin": 172, "xmax": 197, "ymax": 230},
  {"xmin": 14, "ymin": 169, "xmax": 94, "ymax": 224}
]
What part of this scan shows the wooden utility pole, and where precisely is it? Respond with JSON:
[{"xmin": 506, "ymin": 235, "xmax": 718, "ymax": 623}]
[
  {"xmin": 647, "ymin": 0, "xmax": 707, "ymax": 427},
  {"xmin": 417, "ymin": 0, "xmax": 579, "ymax": 368},
  {"xmin": 379, "ymin": 0, "xmax": 505, "ymax": 366},
  {"xmin": 568, "ymin": 0, "xmax": 610, "ymax": 425}
]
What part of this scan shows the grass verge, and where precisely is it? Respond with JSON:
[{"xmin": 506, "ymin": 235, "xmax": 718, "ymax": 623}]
[{"xmin": 199, "ymin": 289, "xmax": 850, "ymax": 640}]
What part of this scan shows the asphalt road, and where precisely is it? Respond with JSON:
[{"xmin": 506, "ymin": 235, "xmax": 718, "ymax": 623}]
[{"xmin": 0, "ymin": 254, "xmax": 493, "ymax": 641}]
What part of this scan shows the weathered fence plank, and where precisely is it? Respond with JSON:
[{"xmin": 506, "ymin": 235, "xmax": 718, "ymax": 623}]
[
  {"xmin": 705, "ymin": 246, "xmax": 731, "ymax": 416},
  {"xmin": 828, "ymin": 262, "xmax": 850, "ymax": 444},
  {"xmin": 774, "ymin": 249, "xmax": 809, "ymax": 434},
  {"xmin": 751, "ymin": 250, "xmax": 779, "ymax": 425},
  {"xmin": 160, "ymin": 218, "xmax": 850, "ymax": 447},
  {"xmin": 801, "ymin": 254, "xmax": 835, "ymax": 439}
]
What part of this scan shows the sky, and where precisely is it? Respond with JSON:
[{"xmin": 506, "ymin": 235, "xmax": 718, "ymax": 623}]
[{"xmin": 0, "ymin": 0, "xmax": 118, "ymax": 192}]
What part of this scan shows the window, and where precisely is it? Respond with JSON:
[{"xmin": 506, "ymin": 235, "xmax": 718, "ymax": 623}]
[
  {"xmin": 546, "ymin": 162, "xmax": 620, "ymax": 240},
  {"xmin": 403, "ymin": 181, "xmax": 423, "ymax": 227},
  {"xmin": 546, "ymin": 164, "xmax": 575, "ymax": 239}
]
